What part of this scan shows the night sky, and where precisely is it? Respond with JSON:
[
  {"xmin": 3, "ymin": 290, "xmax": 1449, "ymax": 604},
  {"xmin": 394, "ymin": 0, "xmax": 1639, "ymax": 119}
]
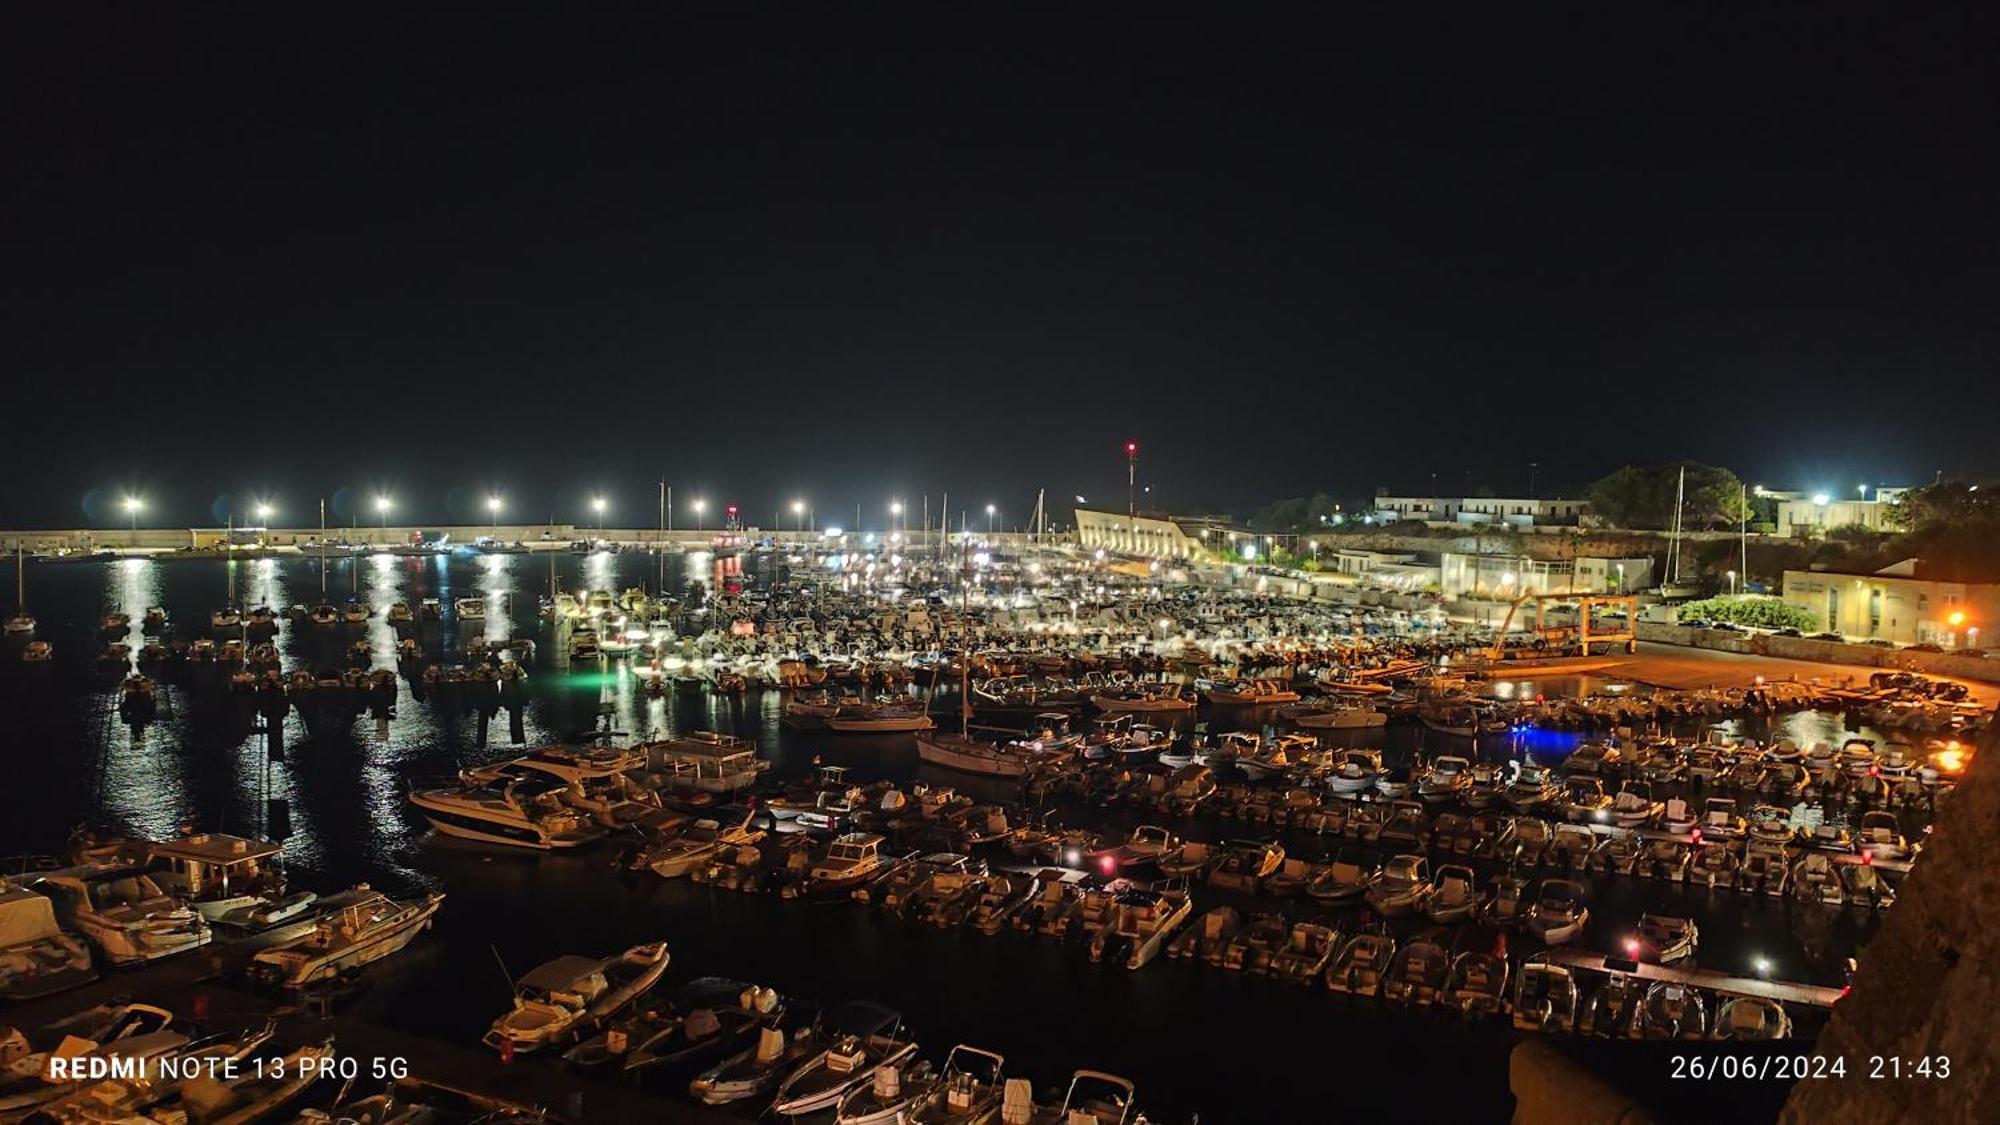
[{"xmin": 6, "ymin": 4, "xmax": 1996, "ymax": 530}]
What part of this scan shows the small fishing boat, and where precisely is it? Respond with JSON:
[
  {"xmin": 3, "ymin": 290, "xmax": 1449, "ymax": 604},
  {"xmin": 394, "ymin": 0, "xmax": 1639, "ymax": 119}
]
[
  {"xmin": 770, "ymin": 1002, "xmax": 919, "ymax": 1117},
  {"xmin": 1524, "ymin": 878, "xmax": 1589, "ymax": 945},
  {"xmin": 1512, "ymin": 956, "xmax": 1579, "ymax": 1033}
]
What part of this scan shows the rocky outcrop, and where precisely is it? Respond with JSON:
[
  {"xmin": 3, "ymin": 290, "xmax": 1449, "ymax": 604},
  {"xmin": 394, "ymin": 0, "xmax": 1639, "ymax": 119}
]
[{"xmin": 1780, "ymin": 714, "xmax": 2000, "ymax": 1123}]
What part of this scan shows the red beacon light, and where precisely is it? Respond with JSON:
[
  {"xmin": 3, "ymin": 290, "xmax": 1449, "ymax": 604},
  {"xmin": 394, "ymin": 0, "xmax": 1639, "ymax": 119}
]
[
  {"xmin": 1124, "ymin": 441, "xmax": 1138, "ymax": 455},
  {"xmin": 1099, "ymin": 855, "xmax": 1118, "ymax": 876}
]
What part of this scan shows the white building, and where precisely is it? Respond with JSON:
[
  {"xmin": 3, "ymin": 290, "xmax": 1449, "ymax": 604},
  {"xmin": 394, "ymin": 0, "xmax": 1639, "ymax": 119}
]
[
  {"xmin": 1574, "ymin": 556, "xmax": 1654, "ymax": 594},
  {"xmin": 1072, "ymin": 509, "xmax": 1201, "ymax": 559},
  {"xmin": 1776, "ymin": 487, "xmax": 1910, "ymax": 537},
  {"xmin": 1440, "ymin": 553, "xmax": 1574, "ymax": 598},
  {"xmin": 1372, "ymin": 495, "xmax": 1587, "ymax": 528}
]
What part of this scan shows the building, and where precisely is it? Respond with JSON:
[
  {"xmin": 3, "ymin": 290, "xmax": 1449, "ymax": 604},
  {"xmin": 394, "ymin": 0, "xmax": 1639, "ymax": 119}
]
[
  {"xmin": 1327, "ymin": 548, "xmax": 1439, "ymax": 592},
  {"xmin": 1440, "ymin": 552, "xmax": 1573, "ymax": 598},
  {"xmin": 1371, "ymin": 494, "xmax": 1588, "ymax": 528},
  {"xmin": 1776, "ymin": 487, "xmax": 1910, "ymax": 537},
  {"xmin": 1573, "ymin": 556, "xmax": 1655, "ymax": 594},
  {"xmin": 1781, "ymin": 560, "xmax": 1995, "ymax": 647},
  {"xmin": 1071, "ymin": 509, "xmax": 1201, "ymax": 559}
]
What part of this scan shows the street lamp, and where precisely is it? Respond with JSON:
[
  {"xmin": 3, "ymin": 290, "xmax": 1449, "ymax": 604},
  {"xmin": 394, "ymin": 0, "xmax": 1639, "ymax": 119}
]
[
  {"xmin": 486, "ymin": 495, "xmax": 503, "ymax": 533},
  {"xmin": 255, "ymin": 503, "xmax": 274, "ymax": 523},
  {"xmin": 690, "ymin": 499, "xmax": 706, "ymax": 530},
  {"xmin": 123, "ymin": 495, "xmax": 144, "ymax": 533},
  {"xmin": 591, "ymin": 496, "xmax": 607, "ymax": 531},
  {"xmin": 375, "ymin": 495, "xmax": 393, "ymax": 528},
  {"xmin": 1727, "ymin": 569, "xmax": 1738, "ymax": 595},
  {"xmin": 986, "ymin": 503, "xmax": 996, "ymax": 534}
]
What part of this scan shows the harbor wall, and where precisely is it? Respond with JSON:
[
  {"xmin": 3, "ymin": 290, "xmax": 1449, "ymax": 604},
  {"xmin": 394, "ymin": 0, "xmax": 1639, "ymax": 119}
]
[
  {"xmin": 1780, "ymin": 714, "xmax": 2000, "ymax": 1124},
  {"xmin": 1634, "ymin": 624, "xmax": 2000, "ymax": 684}
]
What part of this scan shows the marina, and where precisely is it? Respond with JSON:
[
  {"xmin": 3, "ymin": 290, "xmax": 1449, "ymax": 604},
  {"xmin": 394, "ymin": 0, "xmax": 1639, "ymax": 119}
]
[{"xmin": 0, "ymin": 545, "xmax": 1981, "ymax": 1121}]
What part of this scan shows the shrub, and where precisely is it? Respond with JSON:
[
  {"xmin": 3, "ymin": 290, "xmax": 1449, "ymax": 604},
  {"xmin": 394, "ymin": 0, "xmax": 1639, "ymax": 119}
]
[{"xmin": 1674, "ymin": 596, "xmax": 1818, "ymax": 631}]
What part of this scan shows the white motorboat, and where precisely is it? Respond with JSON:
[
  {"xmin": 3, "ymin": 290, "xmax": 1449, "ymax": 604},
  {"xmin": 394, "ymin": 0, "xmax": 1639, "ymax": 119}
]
[
  {"xmin": 1712, "ymin": 996, "xmax": 1793, "ymax": 1040},
  {"xmin": 149, "ymin": 833, "xmax": 317, "ymax": 930},
  {"xmin": 1630, "ymin": 913, "xmax": 1698, "ymax": 963},
  {"xmin": 771, "ymin": 1002, "xmax": 919, "ymax": 1117},
  {"xmin": 1524, "ymin": 878, "xmax": 1589, "ymax": 945},
  {"xmin": 484, "ymin": 941, "xmax": 671, "ymax": 1055},
  {"xmin": 641, "ymin": 809, "xmax": 766, "ymax": 878},
  {"xmin": 1019, "ymin": 1070, "xmax": 1138, "ymax": 1124},
  {"xmin": 36, "ymin": 865, "xmax": 211, "ymax": 966},
  {"xmin": 691, "ymin": 1025, "xmax": 821, "ymax": 1106},
  {"xmin": 0, "ymin": 880, "xmax": 96, "ymax": 1000},
  {"xmin": 905, "ymin": 1044, "xmax": 1007, "ymax": 1123},
  {"xmin": 1088, "ymin": 886, "xmax": 1192, "ymax": 970},
  {"xmin": 1327, "ymin": 748, "xmax": 1384, "ymax": 795},
  {"xmin": 248, "ymin": 888, "xmax": 445, "ymax": 988},
  {"xmin": 1417, "ymin": 755, "xmax": 1473, "ymax": 802},
  {"xmin": 408, "ymin": 775, "xmax": 607, "ymax": 849},
  {"xmin": 1289, "ymin": 700, "xmax": 1387, "ymax": 729},
  {"xmin": 810, "ymin": 833, "xmax": 892, "ymax": 894},
  {"xmin": 1364, "ymin": 854, "xmax": 1434, "ymax": 916},
  {"xmin": 1513, "ymin": 957, "xmax": 1579, "ymax": 1033}
]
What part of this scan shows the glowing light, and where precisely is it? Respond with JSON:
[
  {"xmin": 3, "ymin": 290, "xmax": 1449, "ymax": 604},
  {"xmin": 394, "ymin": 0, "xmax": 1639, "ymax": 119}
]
[
  {"xmin": 1754, "ymin": 957, "xmax": 1772, "ymax": 975},
  {"xmin": 1624, "ymin": 937, "xmax": 1641, "ymax": 956},
  {"xmin": 486, "ymin": 496, "xmax": 503, "ymax": 512},
  {"xmin": 1812, "ymin": 493, "xmax": 1830, "ymax": 506},
  {"xmin": 889, "ymin": 501, "xmax": 903, "ymax": 515},
  {"xmin": 591, "ymin": 496, "xmax": 607, "ymax": 513},
  {"xmin": 375, "ymin": 496, "xmax": 393, "ymax": 513},
  {"xmin": 792, "ymin": 500, "xmax": 805, "ymax": 514},
  {"xmin": 254, "ymin": 503, "xmax": 274, "ymax": 521},
  {"xmin": 123, "ymin": 496, "xmax": 144, "ymax": 513},
  {"xmin": 1099, "ymin": 856, "xmax": 1117, "ymax": 876},
  {"xmin": 1948, "ymin": 611, "xmax": 1966, "ymax": 627}
]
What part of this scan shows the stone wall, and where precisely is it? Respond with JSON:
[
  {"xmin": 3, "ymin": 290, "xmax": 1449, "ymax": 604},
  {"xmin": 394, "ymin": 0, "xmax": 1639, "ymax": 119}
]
[{"xmin": 1780, "ymin": 715, "xmax": 2000, "ymax": 1123}]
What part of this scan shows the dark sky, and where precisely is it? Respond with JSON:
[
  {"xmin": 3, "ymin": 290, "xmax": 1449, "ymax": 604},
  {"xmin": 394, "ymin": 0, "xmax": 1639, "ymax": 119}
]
[{"xmin": 6, "ymin": 4, "xmax": 1996, "ymax": 530}]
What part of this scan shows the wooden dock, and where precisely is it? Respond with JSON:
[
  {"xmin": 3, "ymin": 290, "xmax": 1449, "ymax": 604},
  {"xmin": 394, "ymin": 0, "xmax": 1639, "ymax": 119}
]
[{"xmin": 1540, "ymin": 947, "xmax": 1846, "ymax": 1008}]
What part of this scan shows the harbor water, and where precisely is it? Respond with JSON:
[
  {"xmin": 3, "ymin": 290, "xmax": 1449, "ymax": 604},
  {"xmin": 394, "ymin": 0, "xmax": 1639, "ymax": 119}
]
[{"xmin": 0, "ymin": 552, "xmax": 1901, "ymax": 1122}]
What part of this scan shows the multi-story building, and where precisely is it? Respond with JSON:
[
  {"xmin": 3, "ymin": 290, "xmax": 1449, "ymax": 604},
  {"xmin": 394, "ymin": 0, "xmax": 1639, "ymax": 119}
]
[
  {"xmin": 1776, "ymin": 488, "xmax": 1910, "ymax": 537},
  {"xmin": 1781, "ymin": 560, "xmax": 1994, "ymax": 647},
  {"xmin": 1371, "ymin": 494, "xmax": 1588, "ymax": 528}
]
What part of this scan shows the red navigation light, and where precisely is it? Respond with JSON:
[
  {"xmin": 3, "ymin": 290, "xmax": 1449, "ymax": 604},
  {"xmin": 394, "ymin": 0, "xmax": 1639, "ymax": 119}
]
[
  {"xmin": 1099, "ymin": 856, "xmax": 1117, "ymax": 876},
  {"xmin": 1124, "ymin": 441, "xmax": 1138, "ymax": 455},
  {"xmin": 726, "ymin": 505, "xmax": 738, "ymax": 516},
  {"xmin": 1861, "ymin": 850, "xmax": 1873, "ymax": 865},
  {"xmin": 1624, "ymin": 937, "xmax": 1641, "ymax": 956},
  {"xmin": 1690, "ymin": 828, "xmax": 1702, "ymax": 844}
]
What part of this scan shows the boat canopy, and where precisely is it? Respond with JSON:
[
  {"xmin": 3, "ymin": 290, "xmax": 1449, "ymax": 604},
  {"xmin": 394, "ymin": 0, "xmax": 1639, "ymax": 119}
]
[
  {"xmin": 518, "ymin": 954, "xmax": 607, "ymax": 991},
  {"xmin": 0, "ymin": 886, "xmax": 62, "ymax": 946}
]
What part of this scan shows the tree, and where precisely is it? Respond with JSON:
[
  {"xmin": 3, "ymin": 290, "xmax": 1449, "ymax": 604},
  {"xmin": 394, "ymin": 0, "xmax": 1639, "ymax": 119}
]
[{"xmin": 1584, "ymin": 462, "xmax": 1749, "ymax": 530}]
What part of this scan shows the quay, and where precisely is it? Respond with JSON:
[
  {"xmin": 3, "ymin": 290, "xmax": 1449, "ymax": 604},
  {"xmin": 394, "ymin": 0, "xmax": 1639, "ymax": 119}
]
[{"xmin": 1538, "ymin": 947, "xmax": 1846, "ymax": 1009}]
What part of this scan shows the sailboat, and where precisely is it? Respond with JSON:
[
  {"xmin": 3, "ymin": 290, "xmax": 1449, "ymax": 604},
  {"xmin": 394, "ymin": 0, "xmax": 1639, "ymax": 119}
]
[
  {"xmin": 1659, "ymin": 466, "xmax": 1703, "ymax": 598},
  {"xmin": 913, "ymin": 542, "xmax": 1033, "ymax": 778},
  {"xmin": 5, "ymin": 544, "xmax": 33, "ymax": 636}
]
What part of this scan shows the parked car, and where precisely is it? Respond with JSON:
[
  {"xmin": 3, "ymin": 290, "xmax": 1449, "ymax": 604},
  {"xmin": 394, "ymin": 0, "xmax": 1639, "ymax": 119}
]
[{"xmin": 1908, "ymin": 643, "xmax": 1943, "ymax": 653}]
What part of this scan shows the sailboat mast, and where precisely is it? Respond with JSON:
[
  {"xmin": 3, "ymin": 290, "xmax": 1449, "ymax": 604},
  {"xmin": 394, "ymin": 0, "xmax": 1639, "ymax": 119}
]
[{"xmin": 319, "ymin": 498, "xmax": 328, "ymax": 596}]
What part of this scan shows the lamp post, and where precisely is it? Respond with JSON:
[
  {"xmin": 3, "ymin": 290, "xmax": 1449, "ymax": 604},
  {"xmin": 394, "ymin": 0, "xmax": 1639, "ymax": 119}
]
[
  {"xmin": 486, "ymin": 495, "xmax": 503, "ymax": 534},
  {"xmin": 986, "ymin": 504, "xmax": 996, "ymax": 535},
  {"xmin": 690, "ymin": 499, "xmax": 705, "ymax": 531},
  {"xmin": 1727, "ymin": 569, "xmax": 1738, "ymax": 596},
  {"xmin": 890, "ymin": 500, "xmax": 903, "ymax": 544},
  {"xmin": 123, "ymin": 495, "xmax": 144, "ymax": 534},
  {"xmin": 375, "ymin": 495, "xmax": 393, "ymax": 529},
  {"xmin": 793, "ymin": 500, "xmax": 806, "ymax": 538},
  {"xmin": 591, "ymin": 496, "xmax": 607, "ymax": 532},
  {"xmin": 1124, "ymin": 441, "xmax": 1139, "ymax": 518}
]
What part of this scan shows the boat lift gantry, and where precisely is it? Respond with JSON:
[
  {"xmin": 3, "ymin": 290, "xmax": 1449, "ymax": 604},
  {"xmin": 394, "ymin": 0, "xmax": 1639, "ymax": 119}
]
[{"xmin": 1486, "ymin": 591, "xmax": 1640, "ymax": 660}]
